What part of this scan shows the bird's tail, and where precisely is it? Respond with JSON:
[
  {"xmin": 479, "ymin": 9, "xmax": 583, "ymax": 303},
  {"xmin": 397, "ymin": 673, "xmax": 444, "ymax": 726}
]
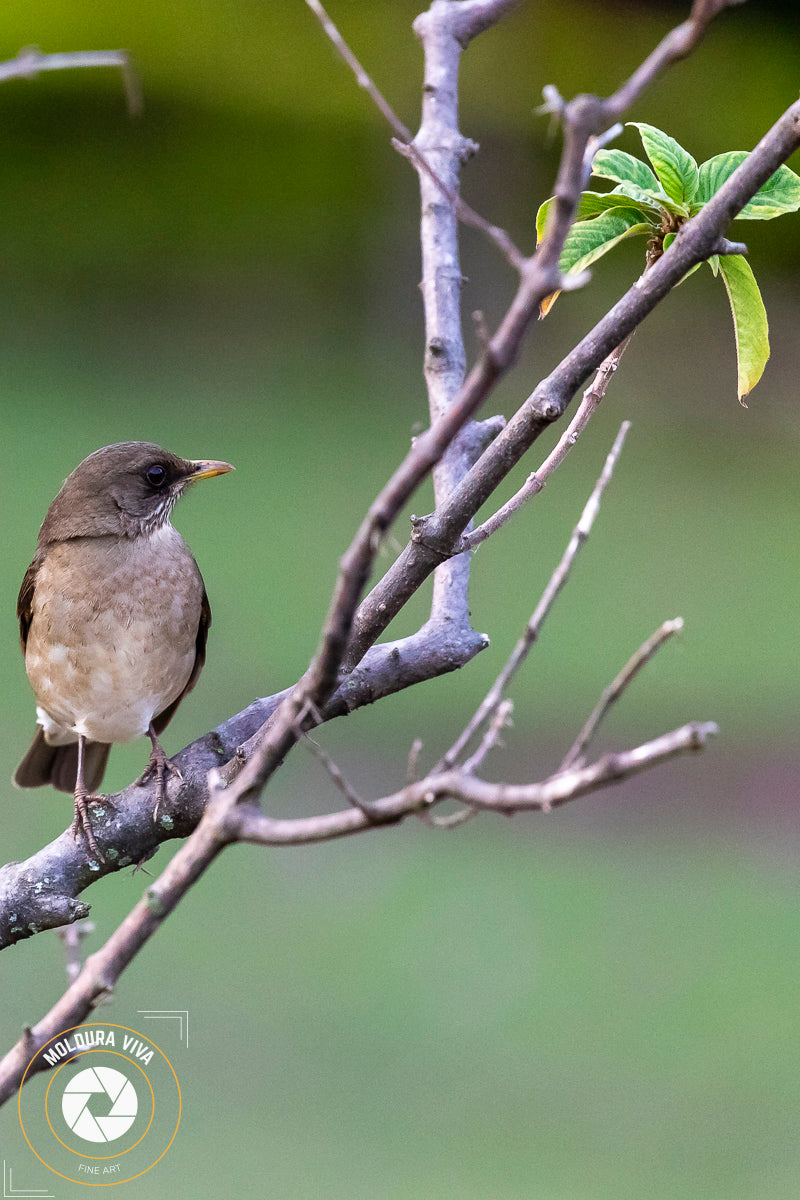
[{"xmin": 14, "ymin": 730, "xmax": 110, "ymax": 793}]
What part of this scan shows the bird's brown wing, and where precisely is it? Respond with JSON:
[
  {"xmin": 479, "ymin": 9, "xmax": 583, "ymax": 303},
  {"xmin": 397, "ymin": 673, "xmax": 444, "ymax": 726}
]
[
  {"xmin": 151, "ymin": 588, "xmax": 211, "ymax": 736},
  {"xmin": 17, "ymin": 554, "xmax": 40, "ymax": 653},
  {"xmin": 15, "ymin": 550, "xmax": 112, "ymax": 793}
]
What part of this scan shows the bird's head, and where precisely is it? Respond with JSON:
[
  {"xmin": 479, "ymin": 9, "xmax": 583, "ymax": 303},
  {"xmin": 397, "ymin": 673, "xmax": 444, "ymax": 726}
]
[{"xmin": 38, "ymin": 442, "xmax": 234, "ymax": 542}]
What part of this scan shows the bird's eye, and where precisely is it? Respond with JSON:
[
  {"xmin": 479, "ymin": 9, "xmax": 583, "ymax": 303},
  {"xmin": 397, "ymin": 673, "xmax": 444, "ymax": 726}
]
[{"xmin": 144, "ymin": 464, "xmax": 168, "ymax": 489}]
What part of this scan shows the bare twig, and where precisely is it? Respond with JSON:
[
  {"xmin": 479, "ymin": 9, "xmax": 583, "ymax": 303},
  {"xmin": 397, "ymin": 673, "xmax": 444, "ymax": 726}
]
[
  {"xmin": 56, "ymin": 921, "xmax": 95, "ymax": 986},
  {"xmin": 605, "ymin": 0, "xmax": 744, "ymax": 121},
  {"xmin": 233, "ymin": 721, "xmax": 718, "ymax": 835},
  {"xmin": 0, "ymin": 46, "xmax": 141, "ymax": 114},
  {"xmin": 436, "ymin": 421, "xmax": 630, "ymax": 773},
  {"xmin": 305, "ymin": 0, "xmax": 413, "ymax": 140},
  {"xmin": 461, "ymin": 699, "xmax": 513, "ymax": 776},
  {"xmin": 560, "ymin": 618, "xmax": 685, "ymax": 771},
  {"xmin": 306, "ymin": 0, "xmax": 525, "ymax": 269},
  {"xmin": 303, "ymin": 734, "xmax": 373, "ymax": 816},
  {"xmin": 465, "ymin": 336, "xmax": 633, "ymax": 550},
  {"xmin": 421, "ymin": 700, "xmax": 514, "ymax": 827}
]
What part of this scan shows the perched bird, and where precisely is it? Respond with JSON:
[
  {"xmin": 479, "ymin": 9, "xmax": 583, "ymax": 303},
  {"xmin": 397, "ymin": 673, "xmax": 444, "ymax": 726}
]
[{"xmin": 14, "ymin": 441, "xmax": 234, "ymax": 859}]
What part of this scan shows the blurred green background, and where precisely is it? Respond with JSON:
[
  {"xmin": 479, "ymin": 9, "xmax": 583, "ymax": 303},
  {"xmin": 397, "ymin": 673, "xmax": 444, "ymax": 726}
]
[{"xmin": 1, "ymin": 1, "xmax": 799, "ymax": 1196}]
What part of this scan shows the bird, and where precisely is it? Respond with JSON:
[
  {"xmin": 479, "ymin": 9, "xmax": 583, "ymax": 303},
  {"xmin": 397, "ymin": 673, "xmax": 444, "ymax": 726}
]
[{"xmin": 14, "ymin": 441, "xmax": 234, "ymax": 860}]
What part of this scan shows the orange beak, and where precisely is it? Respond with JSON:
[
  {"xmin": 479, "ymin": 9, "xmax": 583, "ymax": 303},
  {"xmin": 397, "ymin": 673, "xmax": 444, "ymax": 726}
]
[{"xmin": 185, "ymin": 459, "xmax": 235, "ymax": 482}]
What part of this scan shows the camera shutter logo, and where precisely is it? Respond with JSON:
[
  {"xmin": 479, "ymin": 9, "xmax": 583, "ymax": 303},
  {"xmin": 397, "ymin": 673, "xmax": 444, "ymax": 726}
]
[{"xmin": 61, "ymin": 1066, "xmax": 138, "ymax": 1143}]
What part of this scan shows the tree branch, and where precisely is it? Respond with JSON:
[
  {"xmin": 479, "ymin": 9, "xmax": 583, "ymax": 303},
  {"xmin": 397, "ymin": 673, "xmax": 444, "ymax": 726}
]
[
  {"xmin": 0, "ymin": 46, "xmax": 141, "ymax": 114},
  {"xmin": 306, "ymin": 0, "xmax": 525, "ymax": 269},
  {"xmin": 464, "ymin": 336, "xmax": 633, "ymax": 550},
  {"xmin": 560, "ymin": 618, "xmax": 685, "ymax": 771}
]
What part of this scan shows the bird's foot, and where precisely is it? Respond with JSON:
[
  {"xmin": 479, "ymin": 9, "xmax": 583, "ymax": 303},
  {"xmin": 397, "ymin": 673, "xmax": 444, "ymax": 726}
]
[
  {"xmin": 137, "ymin": 740, "xmax": 182, "ymax": 821},
  {"xmin": 71, "ymin": 789, "xmax": 111, "ymax": 863}
]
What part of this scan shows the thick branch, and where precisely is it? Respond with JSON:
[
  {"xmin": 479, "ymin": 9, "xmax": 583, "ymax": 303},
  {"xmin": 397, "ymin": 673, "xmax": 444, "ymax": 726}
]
[
  {"xmin": 0, "ymin": 621, "xmax": 490, "ymax": 951},
  {"xmin": 413, "ymin": 0, "xmax": 505, "ymax": 632}
]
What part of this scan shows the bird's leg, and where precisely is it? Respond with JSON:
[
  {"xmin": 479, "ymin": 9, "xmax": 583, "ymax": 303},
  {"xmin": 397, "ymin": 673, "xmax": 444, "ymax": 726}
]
[
  {"xmin": 138, "ymin": 724, "xmax": 182, "ymax": 820},
  {"xmin": 71, "ymin": 735, "xmax": 107, "ymax": 862}
]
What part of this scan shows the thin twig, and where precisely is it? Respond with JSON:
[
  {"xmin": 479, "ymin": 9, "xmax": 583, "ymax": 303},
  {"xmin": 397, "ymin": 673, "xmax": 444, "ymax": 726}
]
[
  {"xmin": 465, "ymin": 336, "xmax": 633, "ymax": 550},
  {"xmin": 559, "ymin": 618, "xmax": 685, "ymax": 771},
  {"xmin": 56, "ymin": 921, "xmax": 95, "ymax": 986},
  {"xmin": 423, "ymin": 699, "xmax": 513, "ymax": 830},
  {"xmin": 436, "ymin": 421, "xmax": 630, "ymax": 774},
  {"xmin": 305, "ymin": 0, "xmax": 413, "ymax": 140},
  {"xmin": 232, "ymin": 720, "xmax": 718, "ymax": 837},
  {"xmin": 406, "ymin": 738, "xmax": 424, "ymax": 785},
  {"xmin": 303, "ymin": 734, "xmax": 371, "ymax": 814},
  {"xmin": 605, "ymin": 0, "xmax": 744, "ymax": 121},
  {"xmin": 0, "ymin": 47, "xmax": 142, "ymax": 115},
  {"xmin": 306, "ymin": 0, "xmax": 525, "ymax": 270},
  {"xmin": 461, "ymin": 699, "xmax": 513, "ymax": 776}
]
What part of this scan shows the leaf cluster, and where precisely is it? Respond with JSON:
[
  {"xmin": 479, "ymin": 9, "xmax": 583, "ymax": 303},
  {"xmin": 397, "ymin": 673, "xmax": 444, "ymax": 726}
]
[{"xmin": 537, "ymin": 124, "xmax": 800, "ymax": 400}]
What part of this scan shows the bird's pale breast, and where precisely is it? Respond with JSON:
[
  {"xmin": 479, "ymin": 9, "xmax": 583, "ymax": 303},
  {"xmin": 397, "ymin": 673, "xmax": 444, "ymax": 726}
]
[{"xmin": 25, "ymin": 525, "xmax": 204, "ymax": 745}]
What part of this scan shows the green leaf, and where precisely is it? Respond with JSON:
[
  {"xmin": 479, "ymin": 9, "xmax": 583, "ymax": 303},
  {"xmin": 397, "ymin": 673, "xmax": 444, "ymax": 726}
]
[
  {"xmin": 539, "ymin": 209, "xmax": 650, "ymax": 315},
  {"xmin": 592, "ymin": 148, "xmax": 662, "ymax": 194},
  {"xmin": 535, "ymin": 191, "xmax": 653, "ymax": 242},
  {"xmin": 718, "ymin": 254, "xmax": 770, "ymax": 403},
  {"xmin": 535, "ymin": 195, "xmax": 553, "ymax": 243},
  {"xmin": 558, "ymin": 209, "xmax": 650, "ymax": 274},
  {"xmin": 696, "ymin": 152, "xmax": 800, "ymax": 219},
  {"xmin": 696, "ymin": 151, "xmax": 746, "ymax": 206},
  {"xmin": 628, "ymin": 122, "xmax": 698, "ymax": 207},
  {"xmin": 574, "ymin": 191, "xmax": 653, "ymax": 221},
  {"xmin": 609, "ymin": 180, "xmax": 687, "ymax": 218}
]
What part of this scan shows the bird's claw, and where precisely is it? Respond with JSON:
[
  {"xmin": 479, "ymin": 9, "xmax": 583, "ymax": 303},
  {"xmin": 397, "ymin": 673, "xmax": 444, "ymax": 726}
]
[
  {"xmin": 71, "ymin": 790, "xmax": 111, "ymax": 863},
  {"xmin": 137, "ymin": 742, "xmax": 182, "ymax": 821}
]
